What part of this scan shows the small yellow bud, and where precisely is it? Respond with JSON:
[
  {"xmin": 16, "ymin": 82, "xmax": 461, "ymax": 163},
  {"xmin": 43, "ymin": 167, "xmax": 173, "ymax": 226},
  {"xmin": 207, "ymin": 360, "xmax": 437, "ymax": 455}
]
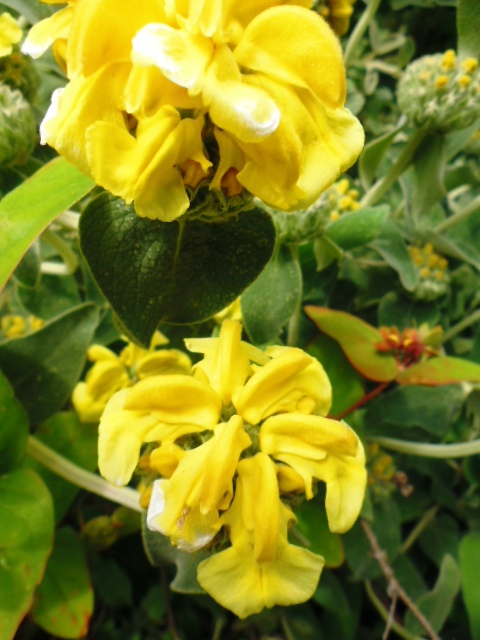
[
  {"xmin": 434, "ymin": 270, "xmax": 444, "ymax": 281},
  {"xmin": 438, "ymin": 257, "xmax": 448, "ymax": 270},
  {"xmin": 435, "ymin": 75, "xmax": 449, "ymax": 90},
  {"xmin": 423, "ymin": 243, "xmax": 434, "ymax": 255},
  {"xmin": 336, "ymin": 179, "xmax": 350, "ymax": 195},
  {"xmin": 458, "ymin": 75, "xmax": 472, "ymax": 89},
  {"xmin": 462, "ymin": 58, "xmax": 478, "ymax": 73},
  {"xmin": 139, "ymin": 486, "xmax": 153, "ymax": 509},
  {"xmin": 420, "ymin": 267, "xmax": 431, "ymax": 279},
  {"xmin": 339, "ymin": 196, "xmax": 353, "ymax": 210},
  {"xmin": 348, "ymin": 189, "xmax": 360, "ymax": 199},
  {"xmin": 427, "ymin": 254, "xmax": 439, "ymax": 268},
  {"xmin": 330, "ymin": 210, "xmax": 340, "ymax": 222},
  {"xmin": 351, "ymin": 201, "xmax": 362, "ymax": 211},
  {"xmin": 441, "ymin": 50, "xmax": 456, "ymax": 71}
]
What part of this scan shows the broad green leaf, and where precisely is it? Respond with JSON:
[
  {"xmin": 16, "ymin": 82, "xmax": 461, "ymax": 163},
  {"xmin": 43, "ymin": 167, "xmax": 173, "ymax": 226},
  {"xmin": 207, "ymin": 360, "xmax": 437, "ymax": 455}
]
[
  {"xmin": 17, "ymin": 274, "xmax": 81, "ymax": 320},
  {"xmin": 312, "ymin": 235, "xmax": 343, "ymax": 272},
  {"xmin": 325, "ymin": 205, "xmax": 389, "ymax": 250},
  {"xmin": 13, "ymin": 243, "xmax": 41, "ymax": 289},
  {"xmin": 24, "ymin": 413, "xmax": 98, "ymax": 522},
  {"xmin": 418, "ymin": 515, "xmax": 460, "ymax": 566},
  {"xmin": 306, "ymin": 333, "xmax": 365, "ymax": 417},
  {"xmin": 365, "ymin": 385, "xmax": 464, "ymax": 437},
  {"xmin": 0, "ymin": 468, "xmax": 54, "ymax": 640},
  {"xmin": 359, "ymin": 120, "xmax": 407, "ymax": 189},
  {"xmin": 405, "ymin": 555, "xmax": 460, "ymax": 635},
  {"xmin": 304, "ymin": 306, "xmax": 398, "ymax": 382},
  {"xmin": 397, "ymin": 357, "xmax": 480, "ymax": 385},
  {"xmin": 0, "ymin": 369, "xmax": 29, "ymax": 474},
  {"xmin": 0, "ymin": 157, "xmax": 94, "ymax": 292},
  {"xmin": 241, "ymin": 244, "xmax": 301, "ymax": 344},
  {"xmin": 410, "ymin": 134, "xmax": 446, "ymax": 219},
  {"xmin": 294, "ymin": 497, "xmax": 344, "ymax": 568},
  {"xmin": 80, "ymin": 193, "xmax": 275, "ymax": 346},
  {"xmin": 89, "ymin": 555, "xmax": 133, "ymax": 609},
  {"xmin": 142, "ymin": 518, "xmax": 207, "ymax": 594},
  {"xmin": 313, "ymin": 570, "xmax": 357, "ymax": 640},
  {"xmin": 370, "ymin": 221, "xmax": 418, "ymax": 291},
  {"xmin": 31, "ymin": 528, "xmax": 94, "ymax": 639},
  {"xmin": 459, "ymin": 533, "xmax": 480, "ymax": 640},
  {"xmin": 0, "ymin": 304, "xmax": 99, "ymax": 422},
  {"xmin": 457, "ymin": 0, "xmax": 480, "ymax": 59}
]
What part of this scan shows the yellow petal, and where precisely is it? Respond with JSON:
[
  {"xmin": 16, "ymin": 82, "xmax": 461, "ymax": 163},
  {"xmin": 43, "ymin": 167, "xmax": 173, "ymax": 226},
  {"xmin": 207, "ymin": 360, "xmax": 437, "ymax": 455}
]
[
  {"xmin": 124, "ymin": 374, "xmax": 222, "ymax": 429},
  {"xmin": 210, "ymin": 128, "xmax": 246, "ymax": 191},
  {"xmin": 149, "ymin": 443, "xmax": 186, "ymax": 477},
  {"xmin": 0, "ymin": 13, "xmax": 22, "ymax": 58},
  {"xmin": 235, "ymin": 6, "xmax": 346, "ymax": 109},
  {"xmin": 235, "ymin": 348, "xmax": 332, "ymax": 425},
  {"xmin": 21, "ymin": 6, "xmax": 73, "ymax": 59},
  {"xmin": 135, "ymin": 350, "xmax": 192, "ymax": 379}
]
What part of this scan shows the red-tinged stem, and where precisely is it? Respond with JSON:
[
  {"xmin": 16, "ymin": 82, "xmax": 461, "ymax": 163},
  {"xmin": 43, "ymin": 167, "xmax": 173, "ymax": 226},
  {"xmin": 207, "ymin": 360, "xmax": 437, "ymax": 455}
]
[{"xmin": 333, "ymin": 381, "xmax": 392, "ymax": 421}]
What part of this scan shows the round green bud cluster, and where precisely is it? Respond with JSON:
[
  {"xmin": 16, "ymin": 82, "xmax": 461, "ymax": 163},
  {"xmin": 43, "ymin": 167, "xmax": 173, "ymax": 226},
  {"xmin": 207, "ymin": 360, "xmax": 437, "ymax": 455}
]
[
  {"xmin": 397, "ymin": 50, "xmax": 480, "ymax": 132},
  {"xmin": 0, "ymin": 49, "xmax": 39, "ymax": 102},
  {"xmin": 408, "ymin": 244, "xmax": 450, "ymax": 301},
  {"xmin": 0, "ymin": 84, "xmax": 37, "ymax": 167}
]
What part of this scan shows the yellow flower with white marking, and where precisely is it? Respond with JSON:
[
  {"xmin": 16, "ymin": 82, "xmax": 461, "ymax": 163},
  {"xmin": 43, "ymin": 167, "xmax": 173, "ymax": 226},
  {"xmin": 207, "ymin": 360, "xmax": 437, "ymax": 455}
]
[
  {"xmin": 98, "ymin": 320, "xmax": 366, "ymax": 616},
  {"xmin": 24, "ymin": 0, "xmax": 363, "ymax": 220},
  {"xmin": 0, "ymin": 12, "xmax": 22, "ymax": 58}
]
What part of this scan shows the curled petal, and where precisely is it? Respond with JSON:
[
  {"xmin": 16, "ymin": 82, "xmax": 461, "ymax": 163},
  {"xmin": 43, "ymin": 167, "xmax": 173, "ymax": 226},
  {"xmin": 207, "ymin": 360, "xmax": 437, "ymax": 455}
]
[
  {"xmin": 72, "ymin": 360, "xmax": 129, "ymax": 423},
  {"xmin": 21, "ymin": 6, "xmax": 73, "ymax": 59},
  {"xmin": 135, "ymin": 349, "xmax": 192, "ymax": 379},
  {"xmin": 235, "ymin": 347, "xmax": 332, "ymax": 424}
]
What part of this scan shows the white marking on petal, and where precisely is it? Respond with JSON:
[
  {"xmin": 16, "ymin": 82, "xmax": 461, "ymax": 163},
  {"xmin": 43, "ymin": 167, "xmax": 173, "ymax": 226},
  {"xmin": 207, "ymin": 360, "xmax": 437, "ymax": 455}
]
[
  {"xmin": 146, "ymin": 479, "xmax": 167, "ymax": 532},
  {"xmin": 235, "ymin": 99, "xmax": 280, "ymax": 138},
  {"xmin": 177, "ymin": 531, "xmax": 216, "ymax": 552},
  {"xmin": 21, "ymin": 37, "xmax": 49, "ymax": 59},
  {"xmin": 39, "ymin": 87, "xmax": 63, "ymax": 145}
]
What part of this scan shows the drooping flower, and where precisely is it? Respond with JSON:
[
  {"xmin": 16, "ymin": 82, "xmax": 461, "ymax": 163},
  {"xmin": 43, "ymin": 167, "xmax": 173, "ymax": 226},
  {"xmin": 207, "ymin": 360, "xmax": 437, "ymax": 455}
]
[
  {"xmin": 0, "ymin": 12, "xmax": 22, "ymax": 58},
  {"xmin": 23, "ymin": 0, "xmax": 364, "ymax": 220},
  {"xmin": 98, "ymin": 320, "xmax": 367, "ymax": 616}
]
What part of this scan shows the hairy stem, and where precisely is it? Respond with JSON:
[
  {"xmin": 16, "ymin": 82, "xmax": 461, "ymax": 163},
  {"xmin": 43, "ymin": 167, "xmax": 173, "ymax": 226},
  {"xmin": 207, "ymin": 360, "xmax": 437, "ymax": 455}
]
[
  {"xmin": 400, "ymin": 506, "xmax": 439, "ymax": 555},
  {"xmin": 344, "ymin": 0, "xmax": 383, "ymax": 67},
  {"xmin": 371, "ymin": 436, "xmax": 480, "ymax": 459},
  {"xmin": 286, "ymin": 244, "xmax": 303, "ymax": 348},
  {"xmin": 441, "ymin": 308, "xmax": 480, "ymax": 343},
  {"xmin": 27, "ymin": 436, "xmax": 143, "ymax": 512},
  {"xmin": 435, "ymin": 194, "xmax": 480, "ymax": 234},
  {"xmin": 364, "ymin": 581, "xmax": 423, "ymax": 640}
]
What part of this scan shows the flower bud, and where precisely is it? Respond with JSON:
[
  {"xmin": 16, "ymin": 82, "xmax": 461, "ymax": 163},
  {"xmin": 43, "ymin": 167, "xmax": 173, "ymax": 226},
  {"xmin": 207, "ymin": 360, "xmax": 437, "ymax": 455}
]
[
  {"xmin": 0, "ymin": 50, "xmax": 40, "ymax": 102},
  {"xmin": 408, "ymin": 244, "xmax": 450, "ymax": 301},
  {"xmin": 0, "ymin": 84, "xmax": 37, "ymax": 167},
  {"xmin": 397, "ymin": 50, "xmax": 480, "ymax": 132}
]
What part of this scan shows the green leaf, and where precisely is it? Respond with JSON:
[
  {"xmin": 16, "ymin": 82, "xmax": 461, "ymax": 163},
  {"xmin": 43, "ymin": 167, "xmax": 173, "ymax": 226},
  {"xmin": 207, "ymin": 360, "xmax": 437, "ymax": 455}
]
[
  {"xmin": 0, "ymin": 158, "xmax": 94, "ymax": 292},
  {"xmin": 241, "ymin": 244, "xmax": 301, "ymax": 344},
  {"xmin": 306, "ymin": 333, "xmax": 365, "ymax": 417},
  {"xmin": 325, "ymin": 205, "xmax": 390, "ymax": 250},
  {"xmin": 142, "ymin": 517, "xmax": 207, "ymax": 595},
  {"xmin": 378, "ymin": 291, "xmax": 440, "ymax": 330},
  {"xmin": 359, "ymin": 121, "xmax": 407, "ymax": 189},
  {"xmin": 0, "ymin": 0, "xmax": 55, "ymax": 22},
  {"xmin": 457, "ymin": 0, "xmax": 480, "ymax": 59},
  {"xmin": 0, "ymin": 369, "xmax": 29, "ymax": 474},
  {"xmin": 80, "ymin": 193, "xmax": 275, "ymax": 346},
  {"xmin": 24, "ymin": 413, "xmax": 98, "ymax": 522},
  {"xmin": 397, "ymin": 357, "xmax": 480, "ymax": 385},
  {"xmin": 312, "ymin": 235, "xmax": 343, "ymax": 272},
  {"xmin": 0, "ymin": 468, "xmax": 54, "ymax": 640},
  {"xmin": 17, "ymin": 274, "xmax": 81, "ymax": 320},
  {"xmin": 370, "ymin": 221, "xmax": 418, "ymax": 291},
  {"xmin": 405, "ymin": 555, "xmax": 460, "ymax": 635},
  {"xmin": 304, "ymin": 306, "xmax": 398, "ymax": 382},
  {"xmin": 410, "ymin": 134, "xmax": 446, "ymax": 218},
  {"xmin": 422, "ymin": 230, "xmax": 480, "ymax": 272},
  {"xmin": 365, "ymin": 384, "xmax": 464, "ymax": 437},
  {"xmin": 90, "ymin": 555, "xmax": 133, "ymax": 609},
  {"xmin": 459, "ymin": 533, "xmax": 480, "ymax": 640},
  {"xmin": 31, "ymin": 528, "xmax": 94, "ymax": 639},
  {"xmin": 294, "ymin": 497, "xmax": 344, "ymax": 568},
  {"xmin": 418, "ymin": 515, "xmax": 459, "ymax": 566},
  {"xmin": 13, "ymin": 243, "xmax": 41, "ymax": 289},
  {"xmin": 0, "ymin": 304, "xmax": 99, "ymax": 422}
]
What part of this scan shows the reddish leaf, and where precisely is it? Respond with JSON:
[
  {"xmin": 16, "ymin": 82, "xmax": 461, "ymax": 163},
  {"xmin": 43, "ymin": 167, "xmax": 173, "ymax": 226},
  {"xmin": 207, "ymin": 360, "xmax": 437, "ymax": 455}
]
[
  {"xmin": 304, "ymin": 306, "xmax": 398, "ymax": 382},
  {"xmin": 397, "ymin": 357, "xmax": 480, "ymax": 386}
]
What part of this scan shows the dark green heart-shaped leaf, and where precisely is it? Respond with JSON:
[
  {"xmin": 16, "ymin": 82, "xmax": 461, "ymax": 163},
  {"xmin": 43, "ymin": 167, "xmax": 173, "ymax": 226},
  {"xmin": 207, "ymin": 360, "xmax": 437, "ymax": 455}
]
[
  {"xmin": 0, "ymin": 304, "xmax": 99, "ymax": 422},
  {"xmin": 80, "ymin": 193, "xmax": 275, "ymax": 346},
  {"xmin": 31, "ymin": 528, "xmax": 94, "ymax": 639},
  {"xmin": 0, "ymin": 468, "xmax": 54, "ymax": 639},
  {"xmin": 0, "ymin": 370, "xmax": 29, "ymax": 475}
]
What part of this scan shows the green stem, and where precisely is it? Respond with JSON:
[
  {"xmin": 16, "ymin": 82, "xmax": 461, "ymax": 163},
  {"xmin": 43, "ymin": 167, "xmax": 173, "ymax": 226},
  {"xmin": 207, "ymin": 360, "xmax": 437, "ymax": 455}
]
[
  {"xmin": 400, "ymin": 506, "xmax": 439, "ymax": 554},
  {"xmin": 364, "ymin": 581, "xmax": 424, "ymax": 640},
  {"xmin": 441, "ymin": 308, "xmax": 480, "ymax": 343},
  {"xmin": 41, "ymin": 228, "xmax": 78, "ymax": 276},
  {"xmin": 435, "ymin": 194, "xmax": 480, "ymax": 234},
  {"xmin": 371, "ymin": 436, "xmax": 480, "ymax": 459},
  {"xmin": 344, "ymin": 0, "xmax": 383, "ymax": 67},
  {"xmin": 360, "ymin": 129, "xmax": 427, "ymax": 208},
  {"xmin": 334, "ymin": 382, "xmax": 391, "ymax": 420},
  {"xmin": 286, "ymin": 244, "xmax": 303, "ymax": 347},
  {"xmin": 27, "ymin": 436, "xmax": 143, "ymax": 512}
]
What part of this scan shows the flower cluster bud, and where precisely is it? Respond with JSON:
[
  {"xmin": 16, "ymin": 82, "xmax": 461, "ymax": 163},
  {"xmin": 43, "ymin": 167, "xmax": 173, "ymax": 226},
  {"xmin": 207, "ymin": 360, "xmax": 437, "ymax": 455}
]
[
  {"xmin": 0, "ymin": 50, "xmax": 40, "ymax": 102},
  {"xmin": 408, "ymin": 243, "xmax": 450, "ymax": 301},
  {"xmin": 1, "ymin": 314, "xmax": 43, "ymax": 339},
  {"xmin": 323, "ymin": 178, "xmax": 362, "ymax": 222},
  {"xmin": 0, "ymin": 84, "xmax": 37, "ymax": 167},
  {"xmin": 397, "ymin": 50, "xmax": 480, "ymax": 132}
]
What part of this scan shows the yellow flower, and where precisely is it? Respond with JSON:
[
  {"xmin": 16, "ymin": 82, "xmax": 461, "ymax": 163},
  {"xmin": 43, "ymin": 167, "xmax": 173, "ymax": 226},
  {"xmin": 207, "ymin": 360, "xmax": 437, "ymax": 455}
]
[
  {"xmin": 197, "ymin": 453, "xmax": 325, "ymax": 619},
  {"xmin": 24, "ymin": 0, "xmax": 363, "ymax": 219},
  {"xmin": 72, "ymin": 332, "xmax": 191, "ymax": 423},
  {"xmin": 98, "ymin": 320, "xmax": 366, "ymax": 616},
  {"xmin": 0, "ymin": 12, "xmax": 22, "ymax": 58}
]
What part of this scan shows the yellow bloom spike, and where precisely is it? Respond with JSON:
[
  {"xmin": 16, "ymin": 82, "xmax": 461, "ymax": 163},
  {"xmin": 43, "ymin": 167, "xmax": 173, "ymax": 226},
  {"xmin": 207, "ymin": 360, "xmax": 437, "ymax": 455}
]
[
  {"xmin": 0, "ymin": 12, "xmax": 22, "ymax": 58},
  {"xmin": 146, "ymin": 416, "xmax": 251, "ymax": 550},
  {"xmin": 197, "ymin": 453, "xmax": 324, "ymax": 619},
  {"xmin": 234, "ymin": 346, "xmax": 332, "ymax": 425}
]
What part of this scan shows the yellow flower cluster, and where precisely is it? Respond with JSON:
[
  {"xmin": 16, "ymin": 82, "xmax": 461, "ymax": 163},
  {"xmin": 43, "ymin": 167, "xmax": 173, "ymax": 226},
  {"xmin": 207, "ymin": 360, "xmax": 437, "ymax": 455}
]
[
  {"xmin": 408, "ymin": 243, "xmax": 450, "ymax": 301},
  {"xmin": 316, "ymin": 0, "xmax": 357, "ymax": 36},
  {"xmin": 397, "ymin": 49, "xmax": 480, "ymax": 132},
  {"xmin": 324, "ymin": 177, "xmax": 361, "ymax": 221},
  {"xmin": 72, "ymin": 332, "xmax": 191, "ymax": 423},
  {"xmin": 23, "ymin": 0, "xmax": 364, "ymax": 221},
  {"xmin": 0, "ymin": 12, "xmax": 22, "ymax": 58},
  {"xmin": 98, "ymin": 320, "xmax": 367, "ymax": 618},
  {"xmin": 1, "ymin": 314, "xmax": 44, "ymax": 339}
]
